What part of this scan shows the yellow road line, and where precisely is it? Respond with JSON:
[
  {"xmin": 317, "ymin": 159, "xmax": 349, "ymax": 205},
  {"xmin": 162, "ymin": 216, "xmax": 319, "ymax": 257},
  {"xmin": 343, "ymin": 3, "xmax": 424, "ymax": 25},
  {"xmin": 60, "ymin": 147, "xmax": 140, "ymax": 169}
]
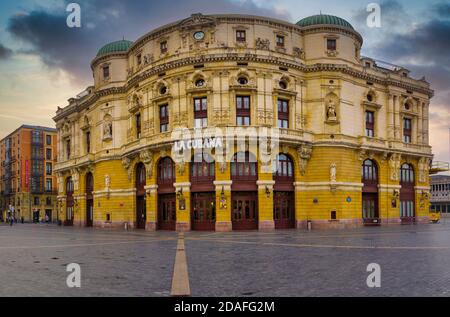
[{"xmin": 171, "ymin": 233, "xmax": 191, "ymax": 297}]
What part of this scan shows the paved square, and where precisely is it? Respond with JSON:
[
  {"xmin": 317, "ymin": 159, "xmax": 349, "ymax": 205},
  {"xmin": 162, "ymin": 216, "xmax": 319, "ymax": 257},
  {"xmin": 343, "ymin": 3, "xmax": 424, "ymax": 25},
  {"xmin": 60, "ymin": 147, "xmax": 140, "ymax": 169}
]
[{"xmin": 1, "ymin": 221, "xmax": 450, "ymax": 296}]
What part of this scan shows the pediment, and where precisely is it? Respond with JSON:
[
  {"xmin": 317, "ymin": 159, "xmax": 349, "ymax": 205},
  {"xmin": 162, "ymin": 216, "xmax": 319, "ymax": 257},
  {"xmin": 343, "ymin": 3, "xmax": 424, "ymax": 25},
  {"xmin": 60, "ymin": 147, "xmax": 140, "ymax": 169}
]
[{"xmin": 178, "ymin": 13, "xmax": 216, "ymax": 30}]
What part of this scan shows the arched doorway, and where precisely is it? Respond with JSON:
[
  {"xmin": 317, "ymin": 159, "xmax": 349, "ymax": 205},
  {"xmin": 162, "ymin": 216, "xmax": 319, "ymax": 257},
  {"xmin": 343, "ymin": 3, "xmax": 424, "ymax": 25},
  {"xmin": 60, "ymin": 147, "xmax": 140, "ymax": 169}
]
[
  {"xmin": 400, "ymin": 163, "xmax": 415, "ymax": 224},
  {"xmin": 65, "ymin": 177, "xmax": 74, "ymax": 226},
  {"xmin": 135, "ymin": 163, "xmax": 147, "ymax": 229},
  {"xmin": 362, "ymin": 159, "xmax": 380, "ymax": 225},
  {"xmin": 231, "ymin": 152, "xmax": 258, "ymax": 230},
  {"xmin": 273, "ymin": 153, "xmax": 295, "ymax": 229},
  {"xmin": 85, "ymin": 172, "xmax": 94, "ymax": 227},
  {"xmin": 157, "ymin": 157, "xmax": 176, "ymax": 230},
  {"xmin": 190, "ymin": 153, "xmax": 216, "ymax": 231}
]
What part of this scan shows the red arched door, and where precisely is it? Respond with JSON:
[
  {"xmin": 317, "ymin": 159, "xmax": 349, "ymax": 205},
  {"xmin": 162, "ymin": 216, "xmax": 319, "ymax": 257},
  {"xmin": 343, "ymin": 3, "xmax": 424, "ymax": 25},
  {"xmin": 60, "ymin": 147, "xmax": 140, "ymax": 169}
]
[
  {"xmin": 85, "ymin": 172, "xmax": 94, "ymax": 227},
  {"xmin": 273, "ymin": 154, "xmax": 295, "ymax": 229},
  {"xmin": 157, "ymin": 157, "xmax": 176, "ymax": 230},
  {"xmin": 400, "ymin": 163, "xmax": 415, "ymax": 224},
  {"xmin": 362, "ymin": 160, "xmax": 380, "ymax": 225},
  {"xmin": 136, "ymin": 163, "xmax": 147, "ymax": 229},
  {"xmin": 65, "ymin": 177, "xmax": 74, "ymax": 226},
  {"xmin": 190, "ymin": 153, "xmax": 216, "ymax": 231},
  {"xmin": 231, "ymin": 152, "xmax": 258, "ymax": 230}
]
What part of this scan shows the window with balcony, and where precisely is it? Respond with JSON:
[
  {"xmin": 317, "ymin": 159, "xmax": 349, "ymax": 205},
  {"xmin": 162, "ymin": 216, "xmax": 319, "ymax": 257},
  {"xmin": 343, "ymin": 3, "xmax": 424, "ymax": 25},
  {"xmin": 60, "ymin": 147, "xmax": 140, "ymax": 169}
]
[
  {"xmin": 236, "ymin": 96, "xmax": 250, "ymax": 126},
  {"xmin": 403, "ymin": 118, "xmax": 412, "ymax": 143},
  {"xmin": 34, "ymin": 197, "xmax": 40, "ymax": 206},
  {"xmin": 365, "ymin": 111, "xmax": 375, "ymax": 137},
  {"xmin": 194, "ymin": 97, "xmax": 208, "ymax": 128},
  {"xmin": 66, "ymin": 139, "xmax": 71, "ymax": 159},
  {"xmin": 86, "ymin": 131, "xmax": 91, "ymax": 153},
  {"xmin": 277, "ymin": 99, "xmax": 289, "ymax": 129},
  {"xmin": 160, "ymin": 104, "xmax": 169, "ymax": 132},
  {"xmin": 160, "ymin": 41, "xmax": 168, "ymax": 54}
]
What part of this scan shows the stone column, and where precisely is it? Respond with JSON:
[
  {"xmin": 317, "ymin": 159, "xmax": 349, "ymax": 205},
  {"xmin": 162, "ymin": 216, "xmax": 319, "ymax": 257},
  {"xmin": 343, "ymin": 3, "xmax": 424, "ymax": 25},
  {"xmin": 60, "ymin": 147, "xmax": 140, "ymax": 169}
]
[
  {"xmin": 418, "ymin": 101, "xmax": 424, "ymax": 145},
  {"xmin": 393, "ymin": 95, "xmax": 401, "ymax": 140},
  {"xmin": 214, "ymin": 180, "xmax": 233, "ymax": 232},
  {"xmin": 145, "ymin": 184, "xmax": 158, "ymax": 231},
  {"xmin": 174, "ymin": 182, "xmax": 191, "ymax": 232},
  {"xmin": 387, "ymin": 94, "xmax": 395, "ymax": 139},
  {"xmin": 257, "ymin": 180, "xmax": 275, "ymax": 230}
]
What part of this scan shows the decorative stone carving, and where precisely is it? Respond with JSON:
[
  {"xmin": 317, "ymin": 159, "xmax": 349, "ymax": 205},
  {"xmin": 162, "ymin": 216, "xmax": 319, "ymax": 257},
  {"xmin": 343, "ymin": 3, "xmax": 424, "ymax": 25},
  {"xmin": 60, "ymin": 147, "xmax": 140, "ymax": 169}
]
[
  {"xmin": 143, "ymin": 53, "xmax": 154, "ymax": 65},
  {"xmin": 256, "ymin": 38, "xmax": 270, "ymax": 50},
  {"xmin": 70, "ymin": 168, "xmax": 80, "ymax": 191},
  {"xmin": 389, "ymin": 153, "xmax": 402, "ymax": 181},
  {"xmin": 293, "ymin": 47, "xmax": 305, "ymax": 59},
  {"xmin": 219, "ymin": 161, "xmax": 227, "ymax": 174},
  {"xmin": 140, "ymin": 150, "xmax": 154, "ymax": 178},
  {"xmin": 418, "ymin": 157, "xmax": 430, "ymax": 183},
  {"xmin": 298, "ymin": 144, "xmax": 313, "ymax": 176},
  {"xmin": 122, "ymin": 157, "xmax": 132, "ymax": 180}
]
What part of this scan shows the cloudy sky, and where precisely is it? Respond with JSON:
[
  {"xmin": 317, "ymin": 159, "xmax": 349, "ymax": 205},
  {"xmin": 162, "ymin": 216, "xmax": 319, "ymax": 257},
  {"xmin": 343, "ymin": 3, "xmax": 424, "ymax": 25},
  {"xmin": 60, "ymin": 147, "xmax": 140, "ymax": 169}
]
[{"xmin": 0, "ymin": 0, "xmax": 449, "ymax": 163}]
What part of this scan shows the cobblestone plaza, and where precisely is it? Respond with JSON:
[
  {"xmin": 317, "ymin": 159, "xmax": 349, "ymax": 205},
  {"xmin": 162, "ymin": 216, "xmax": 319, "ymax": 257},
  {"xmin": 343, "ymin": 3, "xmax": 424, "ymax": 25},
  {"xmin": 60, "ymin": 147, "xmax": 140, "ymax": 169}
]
[{"xmin": 1, "ymin": 223, "xmax": 450, "ymax": 297}]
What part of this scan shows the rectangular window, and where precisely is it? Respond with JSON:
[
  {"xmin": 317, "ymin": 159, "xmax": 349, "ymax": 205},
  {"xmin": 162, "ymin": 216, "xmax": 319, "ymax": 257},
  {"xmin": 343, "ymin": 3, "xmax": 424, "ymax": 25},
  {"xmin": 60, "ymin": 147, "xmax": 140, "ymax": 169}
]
[
  {"xmin": 34, "ymin": 197, "xmax": 40, "ymax": 206},
  {"xmin": 365, "ymin": 111, "xmax": 375, "ymax": 137},
  {"xmin": 137, "ymin": 54, "xmax": 142, "ymax": 65},
  {"xmin": 277, "ymin": 99, "xmax": 289, "ymax": 129},
  {"xmin": 194, "ymin": 97, "xmax": 208, "ymax": 128},
  {"xmin": 327, "ymin": 39, "xmax": 337, "ymax": 51},
  {"xmin": 86, "ymin": 131, "xmax": 91, "ymax": 153},
  {"xmin": 66, "ymin": 139, "xmax": 71, "ymax": 159},
  {"xmin": 403, "ymin": 118, "xmax": 412, "ymax": 143},
  {"xmin": 276, "ymin": 35, "xmax": 285, "ymax": 47},
  {"xmin": 136, "ymin": 113, "xmax": 142, "ymax": 138},
  {"xmin": 46, "ymin": 179, "xmax": 52, "ymax": 192},
  {"xmin": 160, "ymin": 104, "xmax": 169, "ymax": 132},
  {"xmin": 102, "ymin": 66, "xmax": 110, "ymax": 79},
  {"xmin": 46, "ymin": 135, "xmax": 52, "ymax": 145},
  {"xmin": 46, "ymin": 148, "xmax": 52, "ymax": 160},
  {"xmin": 236, "ymin": 96, "xmax": 251, "ymax": 126},
  {"xmin": 160, "ymin": 41, "xmax": 168, "ymax": 54},
  {"xmin": 236, "ymin": 30, "xmax": 246, "ymax": 42},
  {"xmin": 46, "ymin": 163, "xmax": 52, "ymax": 176}
]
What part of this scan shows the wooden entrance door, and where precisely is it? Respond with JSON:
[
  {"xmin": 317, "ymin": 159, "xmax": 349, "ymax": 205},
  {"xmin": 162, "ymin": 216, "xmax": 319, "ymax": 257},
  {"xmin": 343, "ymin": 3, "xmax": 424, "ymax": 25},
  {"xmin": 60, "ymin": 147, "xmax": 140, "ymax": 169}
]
[
  {"xmin": 86, "ymin": 200, "xmax": 93, "ymax": 227},
  {"xmin": 191, "ymin": 192, "xmax": 216, "ymax": 231},
  {"xmin": 362, "ymin": 193, "xmax": 380, "ymax": 225},
  {"xmin": 158, "ymin": 194, "xmax": 176, "ymax": 230},
  {"xmin": 232, "ymin": 192, "xmax": 258, "ymax": 230},
  {"xmin": 274, "ymin": 192, "xmax": 295, "ymax": 229},
  {"xmin": 136, "ymin": 196, "xmax": 146, "ymax": 229},
  {"xmin": 400, "ymin": 164, "xmax": 415, "ymax": 224}
]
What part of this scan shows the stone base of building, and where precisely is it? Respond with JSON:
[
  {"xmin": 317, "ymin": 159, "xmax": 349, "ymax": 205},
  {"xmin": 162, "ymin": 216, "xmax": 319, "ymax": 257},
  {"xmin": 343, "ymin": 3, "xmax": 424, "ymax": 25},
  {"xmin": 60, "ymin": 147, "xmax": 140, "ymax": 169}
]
[
  {"xmin": 145, "ymin": 221, "xmax": 157, "ymax": 231},
  {"xmin": 93, "ymin": 221, "xmax": 129, "ymax": 230},
  {"xmin": 176, "ymin": 222, "xmax": 190, "ymax": 232},
  {"xmin": 297, "ymin": 219, "xmax": 363, "ymax": 230},
  {"xmin": 259, "ymin": 220, "xmax": 275, "ymax": 231},
  {"xmin": 215, "ymin": 221, "xmax": 232, "ymax": 232}
]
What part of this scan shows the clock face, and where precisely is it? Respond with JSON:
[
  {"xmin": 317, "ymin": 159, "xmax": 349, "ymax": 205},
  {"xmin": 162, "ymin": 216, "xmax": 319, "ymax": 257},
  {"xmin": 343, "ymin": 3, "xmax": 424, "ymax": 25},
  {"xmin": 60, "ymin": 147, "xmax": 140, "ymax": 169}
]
[{"xmin": 193, "ymin": 31, "xmax": 205, "ymax": 40}]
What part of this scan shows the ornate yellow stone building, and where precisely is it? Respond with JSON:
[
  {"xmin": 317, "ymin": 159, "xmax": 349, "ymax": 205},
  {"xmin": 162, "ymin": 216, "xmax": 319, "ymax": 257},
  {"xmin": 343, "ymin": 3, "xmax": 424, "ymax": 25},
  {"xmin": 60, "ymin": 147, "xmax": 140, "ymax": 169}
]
[{"xmin": 53, "ymin": 14, "xmax": 433, "ymax": 231}]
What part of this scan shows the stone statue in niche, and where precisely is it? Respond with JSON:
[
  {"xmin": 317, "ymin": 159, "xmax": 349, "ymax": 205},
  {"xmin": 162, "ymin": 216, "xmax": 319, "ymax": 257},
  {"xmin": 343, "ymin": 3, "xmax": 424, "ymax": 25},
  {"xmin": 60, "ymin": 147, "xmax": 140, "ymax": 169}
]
[
  {"xmin": 327, "ymin": 99, "xmax": 337, "ymax": 121},
  {"xmin": 105, "ymin": 174, "xmax": 110, "ymax": 190},
  {"xmin": 103, "ymin": 121, "xmax": 113, "ymax": 140},
  {"xmin": 330, "ymin": 163, "xmax": 337, "ymax": 183}
]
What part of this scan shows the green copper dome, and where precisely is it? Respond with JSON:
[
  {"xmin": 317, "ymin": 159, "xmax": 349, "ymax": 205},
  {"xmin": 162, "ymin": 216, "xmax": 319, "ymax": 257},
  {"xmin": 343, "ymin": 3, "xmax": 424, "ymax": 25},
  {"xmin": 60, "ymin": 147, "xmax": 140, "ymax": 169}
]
[
  {"xmin": 97, "ymin": 40, "xmax": 133, "ymax": 57},
  {"xmin": 296, "ymin": 14, "xmax": 354, "ymax": 30}
]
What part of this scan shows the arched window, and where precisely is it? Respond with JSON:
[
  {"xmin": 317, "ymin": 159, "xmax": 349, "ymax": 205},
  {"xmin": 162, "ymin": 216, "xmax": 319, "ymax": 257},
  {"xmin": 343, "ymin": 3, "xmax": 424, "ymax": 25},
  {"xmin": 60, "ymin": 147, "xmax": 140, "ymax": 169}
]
[
  {"xmin": 274, "ymin": 154, "xmax": 293, "ymax": 178},
  {"xmin": 158, "ymin": 157, "xmax": 175, "ymax": 185},
  {"xmin": 231, "ymin": 152, "xmax": 257, "ymax": 180},
  {"xmin": 66, "ymin": 177, "xmax": 74, "ymax": 195},
  {"xmin": 191, "ymin": 153, "xmax": 215, "ymax": 182},
  {"xmin": 136, "ymin": 163, "xmax": 146, "ymax": 190},
  {"xmin": 401, "ymin": 164, "xmax": 414, "ymax": 183},
  {"xmin": 85, "ymin": 173, "xmax": 93, "ymax": 194},
  {"xmin": 362, "ymin": 160, "xmax": 378, "ymax": 183}
]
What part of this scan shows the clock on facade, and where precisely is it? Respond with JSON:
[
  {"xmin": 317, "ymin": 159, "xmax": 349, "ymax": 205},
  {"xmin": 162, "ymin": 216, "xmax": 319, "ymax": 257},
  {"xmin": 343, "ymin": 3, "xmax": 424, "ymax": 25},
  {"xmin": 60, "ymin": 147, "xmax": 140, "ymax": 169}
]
[{"xmin": 193, "ymin": 31, "xmax": 205, "ymax": 40}]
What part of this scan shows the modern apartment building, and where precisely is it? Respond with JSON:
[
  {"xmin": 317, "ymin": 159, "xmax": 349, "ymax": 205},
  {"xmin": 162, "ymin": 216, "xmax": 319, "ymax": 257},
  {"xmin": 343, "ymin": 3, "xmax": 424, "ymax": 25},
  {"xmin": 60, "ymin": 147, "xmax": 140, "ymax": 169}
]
[{"xmin": 0, "ymin": 125, "xmax": 57, "ymax": 222}]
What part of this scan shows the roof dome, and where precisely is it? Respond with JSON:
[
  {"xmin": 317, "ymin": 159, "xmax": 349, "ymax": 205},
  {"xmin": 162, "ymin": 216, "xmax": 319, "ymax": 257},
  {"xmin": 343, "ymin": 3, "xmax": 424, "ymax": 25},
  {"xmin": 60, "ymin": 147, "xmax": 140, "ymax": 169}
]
[
  {"xmin": 97, "ymin": 40, "xmax": 133, "ymax": 57},
  {"xmin": 296, "ymin": 14, "xmax": 354, "ymax": 30}
]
